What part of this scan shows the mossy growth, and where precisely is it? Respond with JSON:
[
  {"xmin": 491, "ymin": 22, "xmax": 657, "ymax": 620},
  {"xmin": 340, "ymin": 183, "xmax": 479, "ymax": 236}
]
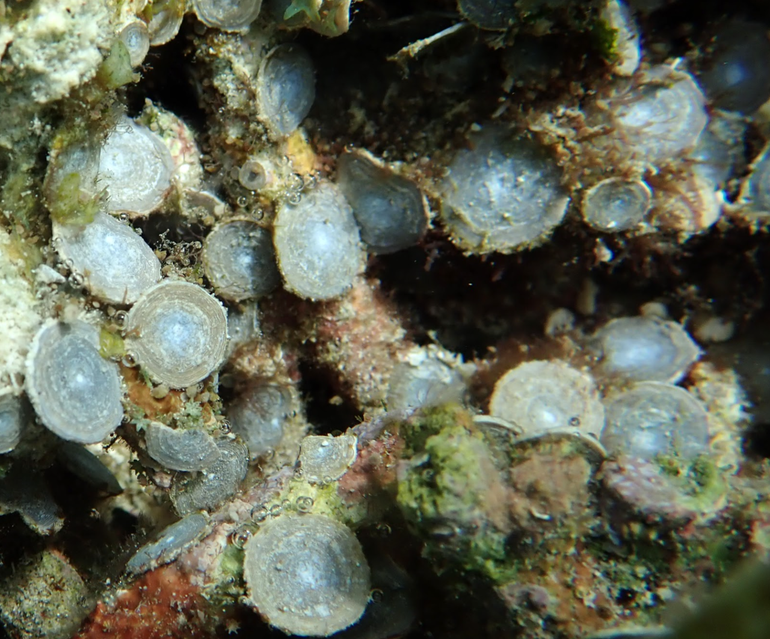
[
  {"xmin": 655, "ymin": 453, "xmax": 728, "ymax": 516},
  {"xmin": 396, "ymin": 404, "xmax": 516, "ymax": 584},
  {"xmin": 99, "ymin": 326, "xmax": 125, "ymax": 360},
  {"xmin": 95, "ymin": 41, "xmax": 138, "ymax": 90},
  {"xmin": 592, "ymin": 18, "xmax": 619, "ymax": 63},
  {"xmin": 48, "ymin": 171, "xmax": 99, "ymax": 226}
]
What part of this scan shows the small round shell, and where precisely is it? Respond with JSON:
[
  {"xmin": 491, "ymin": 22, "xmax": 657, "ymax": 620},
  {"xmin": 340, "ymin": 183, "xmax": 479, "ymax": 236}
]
[
  {"xmin": 387, "ymin": 347, "xmax": 467, "ymax": 411},
  {"xmin": 227, "ymin": 382, "xmax": 290, "ymax": 458},
  {"xmin": 337, "ymin": 149, "xmax": 428, "ymax": 254},
  {"xmin": 98, "ymin": 116, "xmax": 174, "ymax": 217},
  {"xmin": 125, "ymin": 281, "xmax": 228, "ymax": 389},
  {"xmin": 601, "ymin": 382, "xmax": 710, "ymax": 459},
  {"xmin": 582, "ymin": 178, "xmax": 651, "ymax": 232},
  {"xmin": 191, "ymin": 0, "xmax": 262, "ymax": 31},
  {"xmin": 53, "ymin": 212, "xmax": 161, "ymax": 304},
  {"xmin": 739, "ymin": 142, "xmax": 770, "ymax": 215},
  {"xmin": 118, "ymin": 20, "xmax": 150, "ymax": 68},
  {"xmin": 26, "ymin": 321, "xmax": 123, "ymax": 444},
  {"xmin": 203, "ymin": 220, "xmax": 280, "ymax": 302},
  {"xmin": 256, "ymin": 44, "xmax": 315, "ymax": 138},
  {"xmin": 273, "ymin": 182, "xmax": 364, "ymax": 301},
  {"xmin": 298, "ymin": 434, "xmax": 358, "ymax": 484},
  {"xmin": 440, "ymin": 126, "xmax": 569, "ymax": 254},
  {"xmin": 145, "ymin": 421, "xmax": 220, "ymax": 472},
  {"xmin": 243, "ymin": 514, "xmax": 371, "ymax": 637},
  {"xmin": 591, "ymin": 316, "xmax": 701, "ymax": 384},
  {"xmin": 489, "ymin": 360, "xmax": 605, "ymax": 439}
]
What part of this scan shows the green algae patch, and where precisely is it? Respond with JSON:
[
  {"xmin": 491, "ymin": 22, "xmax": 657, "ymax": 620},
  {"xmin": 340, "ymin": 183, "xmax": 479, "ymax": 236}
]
[
  {"xmin": 48, "ymin": 171, "xmax": 99, "ymax": 226},
  {"xmin": 96, "ymin": 40, "xmax": 138, "ymax": 90},
  {"xmin": 396, "ymin": 405, "xmax": 515, "ymax": 583},
  {"xmin": 99, "ymin": 326, "xmax": 125, "ymax": 360}
]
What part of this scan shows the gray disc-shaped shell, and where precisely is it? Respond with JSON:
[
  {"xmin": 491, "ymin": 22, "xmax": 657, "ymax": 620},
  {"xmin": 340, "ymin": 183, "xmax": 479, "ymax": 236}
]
[
  {"xmin": 203, "ymin": 220, "xmax": 280, "ymax": 302},
  {"xmin": 171, "ymin": 438, "xmax": 248, "ymax": 515},
  {"xmin": 489, "ymin": 360, "xmax": 605, "ymax": 439},
  {"xmin": 145, "ymin": 421, "xmax": 220, "ymax": 472},
  {"xmin": 227, "ymin": 382, "xmax": 290, "ymax": 458},
  {"xmin": 126, "ymin": 513, "xmax": 209, "ymax": 575},
  {"xmin": 440, "ymin": 126, "xmax": 569, "ymax": 254},
  {"xmin": 256, "ymin": 43, "xmax": 315, "ymax": 138},
  {"xmin": 0, "ymin": 394, "xmax": 22, "ymax": 454},
  {"xmin": 601, "ymin": 382, "xmax": 710, "ymax": 460},
  {"xmin": 609, "ymin": 67, "xmax": 707, "ymax": 164},
  {"xmin": 582, "ymin": 178, "xmax": 652, "ymax": 232},
  {"xmin": 192, "ymin": 0, "xmax": 262, "ymax": 31},
  {"xmin": 25, "ymin": 321, "xmax": 123, "ymax": 444},
  {"xmin": 53, "ymin": 212, "xmax": 161, "ymax": 304},
  {"xmin": 98, "ymin": 116, "xmax": 173, "ymax": 216},
  {"xmin": 591, "ymin": 316, "xmax": 701, "ymax": 383},
  {"xmin": 337, "ymin": 150, "xmax": 428, "ymax": 254},
  {"xmin": 244, "ymin": 514, "xmax": 371, "ymax": 637},
  {"xmin": 299, "ymin": 434, "xmax": 358, "ymax": 484},
  {"xmin": 274, "ymin": 182, "xmax": 364, "ymax": 300},
  {"xmin": 125, "ymin": 280, "xmax": 228, "ymax": 388}
]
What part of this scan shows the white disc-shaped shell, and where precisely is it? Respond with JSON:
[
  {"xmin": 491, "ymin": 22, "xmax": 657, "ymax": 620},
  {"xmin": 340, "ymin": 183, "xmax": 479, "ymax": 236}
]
[
  {"xmin": 609, "ymin": 66, "xmax": 707, "ymax": 164},
  {"xmin": 26, "ymin": 321, "xmax": 123, "ymax": 444},
  {"xmin": 601, "ymin": 382, "xmax": 710, "ymax": 460},
  {"xmin": 440, "ymin": 126, "xmax": 569, "ymax": 254},
  {"xmin": 203, "ymin": 220, "xmax": 280, "ymax": 302},
  {"xmin": 192, "ymin": 0, "xmax": 262, "ymax": 31},
  {"xmin": 98, "ymin": 116, "xmax": 173, "ymax": 216},
  {"xmin": 244, "ymin": 514, "xmax": 371, "ymax": 637},
  {"xmin": 592, "ymin": 316, "xmax": 701, "ymax": 383},
  {"xmin": 299, "ymin": 434, "xmax": 358, "ymax": 484},
  {"xmin": 337, "ymin": 150, "xmax": 428, "ymax": 254},
  {"xmin": 274, "ymin": 182, "xmax": 364, "ymax": 300},
  {"xmin": 145, "ymin": 421, "xmax": 220, "ymax": 472},
  {"xmin": 256, "ymin": 44, "xmax": 316, "ymax": 138},
  {"xmin": 53, "ymin": 212, "xmax": 161, "ymax": 304},
  {"xmin": 118, "ymin": 20, "xmax": 150, "ymax": 67},
  {"xmin": 489, "ymin": 360, "xmax": 605, "ymax": 439},
  {"xmin": 125, "ymin": 281, "xmax": 228, "ymax": 388},
  {"xmin": 582, "ymin": 177, "xmax": 652, "ymax": 232}
]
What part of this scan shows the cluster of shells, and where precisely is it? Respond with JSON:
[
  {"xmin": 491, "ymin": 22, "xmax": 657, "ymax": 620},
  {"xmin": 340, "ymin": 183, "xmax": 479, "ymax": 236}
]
[{"xmin": 0, "ymin": 0, "xmax": 768, "ymax": 637}]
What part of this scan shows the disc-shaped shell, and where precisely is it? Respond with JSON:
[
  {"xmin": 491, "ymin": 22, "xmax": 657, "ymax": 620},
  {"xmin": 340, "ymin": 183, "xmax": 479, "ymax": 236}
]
[
  {"xmin": 601, "ymin": 382, "xmax": 710, "ymax": 459},
  {"xmin": 273, "ymin": 182, "xmax": 364, "ymax": 300},
  {"xmin": 440, "ymin": 126, "xmax": 569, "ymax": 254},
  {"xmin": 591, "ymin": 316, "xmax": 701, "ymax": 383},
  {"xmin": 125, "ymin": 281, "xmax": 228, "ymax": 388},
  {"xmin": 191, "ymin": 0, "xmax": 262, "ymax": 31},
  {"xmin": 243, "ymin": 514, "xmax": 370, "ymax": 637},
  {"xmin": 298, "ymin": 434, "xmax": 358, "ymax": 484},
  {"xmin": 582, "ymin": 178, "xmax": 651, "ymax": 232},
  {"xmin": 203, "ymin": 220, "xmax": 280, "ymax": 302},
  {"xmin": 256, "ymin": 44, "xmax": 315, "ymax": 138},
  {"xmin": 98, "ymin": 116, "xmax": 173, "ymax": 217},
  {"xmin": 26, "ymin": 321, "xmax": 123, "ymax": 444},
  {"xmin": 489, "ymin": 360, "xmax": 605, "ymax": 439},
  {"xmin": 337, "ymin": 150, "xmax": 428, "ymax": 254},
  {"xmin": 145, "ymin": 421, "xmax": 220, "ymax": 472},
  {"xmin": 53, "ymin": 212, "xmax": 161, "ymax": 304}
]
